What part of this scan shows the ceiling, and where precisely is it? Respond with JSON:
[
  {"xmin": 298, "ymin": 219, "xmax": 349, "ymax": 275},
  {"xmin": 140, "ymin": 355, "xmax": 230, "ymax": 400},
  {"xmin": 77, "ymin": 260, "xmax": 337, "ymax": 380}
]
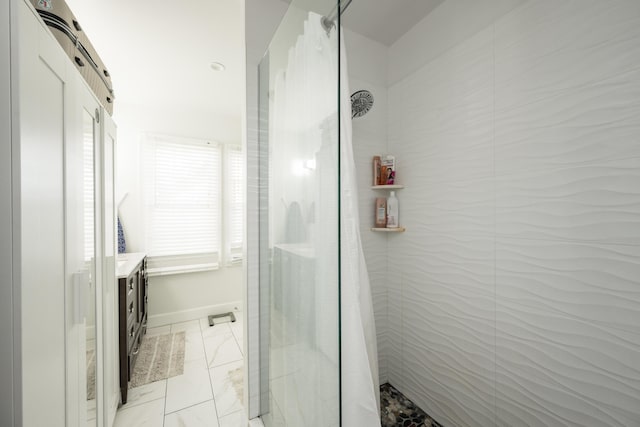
[
  {"xmin": 61, "ymin": 0, "xmax": 441, "ymax": 129},
  {"xmin": 342, "ymin": 0, "xmax": 445, "ymax": 46},
  {"xmin": 65, "ymin": 0, "xmax": 244, "ymax": 124}
]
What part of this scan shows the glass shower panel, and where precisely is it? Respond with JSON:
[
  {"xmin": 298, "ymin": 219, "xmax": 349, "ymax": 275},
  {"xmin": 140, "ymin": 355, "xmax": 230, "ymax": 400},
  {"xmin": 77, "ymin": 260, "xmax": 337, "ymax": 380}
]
[{"xmin": 259, "ymin": 0, "xmax": 341, "ymax": 426}]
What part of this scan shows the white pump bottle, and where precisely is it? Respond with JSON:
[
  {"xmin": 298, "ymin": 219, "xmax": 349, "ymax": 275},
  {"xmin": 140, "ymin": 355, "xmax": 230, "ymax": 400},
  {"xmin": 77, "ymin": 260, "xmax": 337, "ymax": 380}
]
[{"xmin": 386, "ymin": 191, "xmax": 399, "ymax": 228}]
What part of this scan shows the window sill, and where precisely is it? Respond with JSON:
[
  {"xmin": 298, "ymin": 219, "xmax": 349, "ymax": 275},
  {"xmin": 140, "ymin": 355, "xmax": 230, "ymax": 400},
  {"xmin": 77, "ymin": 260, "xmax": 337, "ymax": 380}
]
[{"xmin": 147, "ymin": 263, "xmax": 219, "ymax": 277}]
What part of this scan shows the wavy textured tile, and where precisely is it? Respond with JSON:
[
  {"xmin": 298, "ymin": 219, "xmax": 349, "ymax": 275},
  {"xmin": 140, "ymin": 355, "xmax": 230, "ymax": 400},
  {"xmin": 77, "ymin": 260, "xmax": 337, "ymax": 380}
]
[
  {"xmin": 495, "ymin": 238, "xmax": 640, "ymax": 427},
  {"xmin": 494, "ymin": 1, "xmax": 640, "ymax": 176},
  {"xmin": 494, "ymin": 1, "xmax": 640, "ymax": 104},
  {"xmin": 495, "ymin": 75, "xmax": 640, "ymax": 176},
  {"xmin": 495, "ymin": 159, "xmax": 640, "ymax": 244},
  {"xmin": 394, "ymin": 236, "xmax": 495, "ymax": 427},
  {"xmin": 386, "ymin": 258, "xmax": 404, "ymax": 387},
  {"xmin": 367, "ymin": 1, "xmax": 640, "ymax": 426},
  {"xmin": 401, "ymin": 179, "xmax": 494, "ymax": 238},
  {"xmin": 351, "ymin": 77, "xmax": 390, "ymax": 383},
  {"xmin": 389, "ymin": 27, "xmax": 494, "ymax": 184}
]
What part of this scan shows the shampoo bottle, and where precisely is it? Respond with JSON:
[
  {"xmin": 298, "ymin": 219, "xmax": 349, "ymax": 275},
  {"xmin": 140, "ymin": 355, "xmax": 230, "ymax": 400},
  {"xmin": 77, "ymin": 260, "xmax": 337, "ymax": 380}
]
[
  {"xmin": 375, "ymin": 197, "xmax": 387, "ymax": 228},
  {"xmin": 386, "ymin": 191, "xmax": 399, "ymax": 228},
  {"xmin": 373, "ymin": 156, "xmax": 381, "ymax": 186}
]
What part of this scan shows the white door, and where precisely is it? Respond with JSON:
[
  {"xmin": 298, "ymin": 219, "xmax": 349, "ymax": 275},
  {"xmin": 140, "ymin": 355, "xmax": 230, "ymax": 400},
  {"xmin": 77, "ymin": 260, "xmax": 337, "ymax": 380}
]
[
  {"xmin": 17, "ymin": 1, "xmax": 106, "ymax": 425},
  {"xmin": 101, "ymin": 110, "xmax": 119, "ymax": 427},
  {"xmin": 17, "ymin": 2, "xmax": 68, "ymax": 425},
  {"xmin": 70, "ymin": 81, "xmax": 102, "ymax": 427}
]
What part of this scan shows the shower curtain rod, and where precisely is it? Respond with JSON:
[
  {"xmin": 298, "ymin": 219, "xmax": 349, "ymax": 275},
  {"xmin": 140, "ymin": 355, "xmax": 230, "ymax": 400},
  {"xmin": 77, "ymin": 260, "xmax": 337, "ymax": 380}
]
[{"xmin": 321, "ymin": 0, "xmax": 353, "ymax": 33}]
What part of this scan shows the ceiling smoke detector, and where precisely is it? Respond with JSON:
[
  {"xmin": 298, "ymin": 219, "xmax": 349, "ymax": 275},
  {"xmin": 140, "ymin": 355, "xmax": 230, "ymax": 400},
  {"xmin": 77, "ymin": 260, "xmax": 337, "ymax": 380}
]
[{"xmin": 210, "ymin": 62, "xmax": 226, "ymax": 72}]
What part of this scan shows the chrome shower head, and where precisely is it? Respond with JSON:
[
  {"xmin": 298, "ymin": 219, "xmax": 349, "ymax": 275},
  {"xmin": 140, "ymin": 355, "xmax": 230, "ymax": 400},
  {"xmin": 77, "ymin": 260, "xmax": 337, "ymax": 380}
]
[{"xmin": 351, "ymin": 90, "xmax": 374, "ymax": 119}]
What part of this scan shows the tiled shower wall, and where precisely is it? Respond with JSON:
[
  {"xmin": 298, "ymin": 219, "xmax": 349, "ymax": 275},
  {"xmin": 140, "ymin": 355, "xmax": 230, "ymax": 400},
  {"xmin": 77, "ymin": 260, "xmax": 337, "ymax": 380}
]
[
  {"xmin": 344, "ymin": 29, "xmax": 390, "ymax": 385},
  {"xmin": 385, "ymin": 1, "xmax": 640, "ymax": 426}
]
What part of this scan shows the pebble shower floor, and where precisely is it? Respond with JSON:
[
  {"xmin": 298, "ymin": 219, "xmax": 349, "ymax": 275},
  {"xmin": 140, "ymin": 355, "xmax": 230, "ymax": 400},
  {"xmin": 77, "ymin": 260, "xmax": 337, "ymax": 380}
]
[{"xmin": 380, "ymin": 383, "xmax": 443, "ymax": 427}]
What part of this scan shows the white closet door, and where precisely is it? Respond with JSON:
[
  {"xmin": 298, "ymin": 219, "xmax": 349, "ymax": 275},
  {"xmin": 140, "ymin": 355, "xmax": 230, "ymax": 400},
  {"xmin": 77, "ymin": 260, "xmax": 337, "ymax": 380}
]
[
  {"xmin": 0, "ymin": 1, "xmax": 13, "ymax": 422},
  {"xmin": 68, "ymin": 79, "xmax": 102, "ymax": 427},
  {"xmin": 18, "ymin": 2, "xmax": 69, "ymax": 426},
  {"xmin": 101, "ymin": 111, "xmax": 118, "ymax": 427}
]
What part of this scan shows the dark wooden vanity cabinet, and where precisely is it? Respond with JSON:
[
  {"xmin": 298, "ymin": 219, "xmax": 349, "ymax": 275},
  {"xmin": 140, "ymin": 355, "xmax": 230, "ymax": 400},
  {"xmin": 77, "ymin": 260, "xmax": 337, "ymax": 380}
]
[{"xmin": 117, "ymin": 254, "xmax": 148, "ymax": 404}]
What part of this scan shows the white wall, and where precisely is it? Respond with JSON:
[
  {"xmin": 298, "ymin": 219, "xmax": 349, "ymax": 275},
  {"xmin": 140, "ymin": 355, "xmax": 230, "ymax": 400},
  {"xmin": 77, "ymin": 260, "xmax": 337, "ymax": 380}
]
[
  {"xmin": 114, "ymin": 101, "xmax": 243, "ymax": 325},
  {"xmin": 385, "ymin": 0, "xmax": 640, "ymax": 426},
  {"xmin": 343, "ymin": 28, "xmax": 390, "ymax": 385},
  {"xmin": 388, "ymin": 0, "xmax": 524, "ymax": 85},
  {"xmin": 245, "ymin": 0, "xmax": 289, "ymax": 417},
  {"xmin": 0, "ymin": 1, "xmax": 15, "ymax": 425}
]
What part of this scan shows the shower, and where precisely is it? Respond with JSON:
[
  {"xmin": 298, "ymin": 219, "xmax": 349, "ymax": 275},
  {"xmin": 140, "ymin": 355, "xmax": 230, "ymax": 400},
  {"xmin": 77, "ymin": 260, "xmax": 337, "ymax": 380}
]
[
  {"xmin": 351, "ymin": 90, "xmax": 374, "ymax": 118},
  {"xmin": 250, "ymin": 0, "xmax": 640, "ymax": 426},
  {"xmin": 256, "ymin": 0, "xmax": 381, "ymax": 425},
  {"xmin": 321, "ymin": 0, "xmax": 353, "ymax": 33}
]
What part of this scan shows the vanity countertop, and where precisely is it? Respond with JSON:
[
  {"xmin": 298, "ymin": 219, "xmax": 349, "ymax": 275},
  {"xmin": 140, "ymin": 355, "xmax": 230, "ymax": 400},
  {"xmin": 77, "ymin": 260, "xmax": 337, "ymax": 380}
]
[{"xmin": 117, "ymin": 252, "xmax": 146, "ymax": 279}]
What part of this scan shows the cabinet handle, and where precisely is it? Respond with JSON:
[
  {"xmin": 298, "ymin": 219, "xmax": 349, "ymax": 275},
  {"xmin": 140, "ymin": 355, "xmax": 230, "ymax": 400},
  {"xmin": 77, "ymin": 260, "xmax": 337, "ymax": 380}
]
[
  {"xmin": 129, "ymin": 280, "xmax": 134, "ymax": 291},
  {"xmin": 145, "ymin": 296, "xmax": 148, "ymax": 304},
  {"xmin": 74, "ymin": 56, "xmax": 84, "ymax": 67},
  {"xmin": 129, "ymin": 328, "xmax": 134, "ymax": 338},
  {"xmin": 132, "ymin": 344, "xmax": 140, "ymax": 356},
  {"xmin": 129, "ymin": 303, "xmax": 134, "ymax": 314}
]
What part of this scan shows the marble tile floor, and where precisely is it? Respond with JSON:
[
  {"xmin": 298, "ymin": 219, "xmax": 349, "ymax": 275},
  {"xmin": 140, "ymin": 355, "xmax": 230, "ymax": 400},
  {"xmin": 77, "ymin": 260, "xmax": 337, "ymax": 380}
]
[
  {"xmin": 115, "ymin": 315, "xmax": 438, "ymax": 427},
  {"xmin": 114, "ymin": 313, "xmax": 263, "ymax": 427},
  {"xmin": 380, "ymin": 383, "xmax": 442, "ymax": 427}
]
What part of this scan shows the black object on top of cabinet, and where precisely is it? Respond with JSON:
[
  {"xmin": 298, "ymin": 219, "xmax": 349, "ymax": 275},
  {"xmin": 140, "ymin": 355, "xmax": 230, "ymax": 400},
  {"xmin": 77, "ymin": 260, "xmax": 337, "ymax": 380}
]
[{"xmin": 117, "ymin": 256, "xmax": 148, "ymax": 404}]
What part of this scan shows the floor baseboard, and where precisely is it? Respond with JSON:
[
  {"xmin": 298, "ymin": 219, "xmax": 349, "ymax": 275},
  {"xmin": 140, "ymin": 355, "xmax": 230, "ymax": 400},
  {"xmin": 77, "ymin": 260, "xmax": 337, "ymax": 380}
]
[{"xmin": 147, "ymin": 301, "xmax": 243, "ymax": 328}]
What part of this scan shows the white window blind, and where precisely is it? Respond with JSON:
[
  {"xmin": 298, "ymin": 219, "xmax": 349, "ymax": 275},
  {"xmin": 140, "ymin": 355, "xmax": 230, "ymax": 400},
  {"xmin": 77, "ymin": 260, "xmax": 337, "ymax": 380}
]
[
  {"xmin": 143, "ymin": 135, "xmax": 221, "ymax": 273},
  {"xmin": 225, "ymin": 146, "xmax": 244, "ymax": 265}
]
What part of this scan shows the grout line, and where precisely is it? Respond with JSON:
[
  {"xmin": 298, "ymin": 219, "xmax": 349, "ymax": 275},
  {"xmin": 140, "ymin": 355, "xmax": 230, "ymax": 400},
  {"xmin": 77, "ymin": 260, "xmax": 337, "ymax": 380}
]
[
  {"xmin": 395, "ymin": 229, "xmax": 640, "ymax": 249},
  {"xmin": 492, "ymin": 22, "xmax": 498, "ymax": 427},
  {"xmin": 229, "ymin": 322, "xmax": 244, "ymax": 356},
  {"xmin": 211, "ymin": 358, "xmax": 245, "ymax": 371},
  {"xmin": 118, "ymin": 380, "xmax": 168, "ymax": 411},
  {"xmin": 118, "ymin": 395, "xmax": 166, "ymax": 413},
  {"xmin": 163, "ymin": 398, "xmax": 215, "ymax": 416},
  {"xmin": 165, "ymin": 319, "xmax": 204, "ymax": 424},
  {"xmin": 202, "ymin": 317, "xmax": 224, "ymax": 425},
  {"xmin": 121, "ymin": 318, "xmax": 244, "ymax": 426},
  {"xmin": 219, "ymin": 409, "xmax": 245, "ymax": 424},
  {"xmin": 162, "ymin": 357, "xmax": 169, "ymax": 427}
]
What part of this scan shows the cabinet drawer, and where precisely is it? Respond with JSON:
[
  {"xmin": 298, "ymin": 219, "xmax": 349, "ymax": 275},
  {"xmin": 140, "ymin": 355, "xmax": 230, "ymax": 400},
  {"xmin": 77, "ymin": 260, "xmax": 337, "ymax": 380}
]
[
  {"xmin": 126, "ymin": 299, "xmax": 135, "ymax": 319},
  {"xmin": 126, "ymin": 276, "xmax": 136, "ymax": 304},
  {"xmin": 128, "ymin": 332, "xmax": 142, "ymax": 380},
  {"xmin": 127, "ymin": 322, "xmax": 137, "ymax": 352},
  {"xmin": 126, "ymin": 312, "xmax": 138, "ymax": 351}
]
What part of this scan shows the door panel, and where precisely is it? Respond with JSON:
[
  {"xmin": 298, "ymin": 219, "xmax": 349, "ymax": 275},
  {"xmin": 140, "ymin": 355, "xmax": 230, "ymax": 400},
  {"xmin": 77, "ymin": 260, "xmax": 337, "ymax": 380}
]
[{"xmin": 18, "ymin": 2, "xmax": 67, "ymax": 425}]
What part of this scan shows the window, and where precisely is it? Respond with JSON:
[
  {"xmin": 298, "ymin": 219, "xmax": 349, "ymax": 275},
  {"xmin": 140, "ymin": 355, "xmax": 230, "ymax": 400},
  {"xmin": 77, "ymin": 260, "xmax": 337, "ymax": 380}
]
[
  {"xmin": 225, "ymin": 146, "xmax": 244, "ymax": 265},
  {"xmin": 143, "ymin": 134, "xmax": 222, "ymax": 274}
]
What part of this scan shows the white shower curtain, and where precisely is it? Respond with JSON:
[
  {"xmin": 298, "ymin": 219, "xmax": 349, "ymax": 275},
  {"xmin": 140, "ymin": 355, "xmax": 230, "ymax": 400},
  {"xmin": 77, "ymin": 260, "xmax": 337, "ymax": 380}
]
[
  {"xmin": 270, "ymin": 11, "xmax": 380, "ymax": 426},
  {"xmin": 336, "ymin": 19, "xmax": 381, "ymax": 427}
]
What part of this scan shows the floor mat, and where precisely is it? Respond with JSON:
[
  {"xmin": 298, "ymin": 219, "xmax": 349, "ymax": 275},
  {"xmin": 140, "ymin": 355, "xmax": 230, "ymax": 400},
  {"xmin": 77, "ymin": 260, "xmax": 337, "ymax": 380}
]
[{"xmin": 129, "ymin": 332, "xmax": 186, "ymax": 388}]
